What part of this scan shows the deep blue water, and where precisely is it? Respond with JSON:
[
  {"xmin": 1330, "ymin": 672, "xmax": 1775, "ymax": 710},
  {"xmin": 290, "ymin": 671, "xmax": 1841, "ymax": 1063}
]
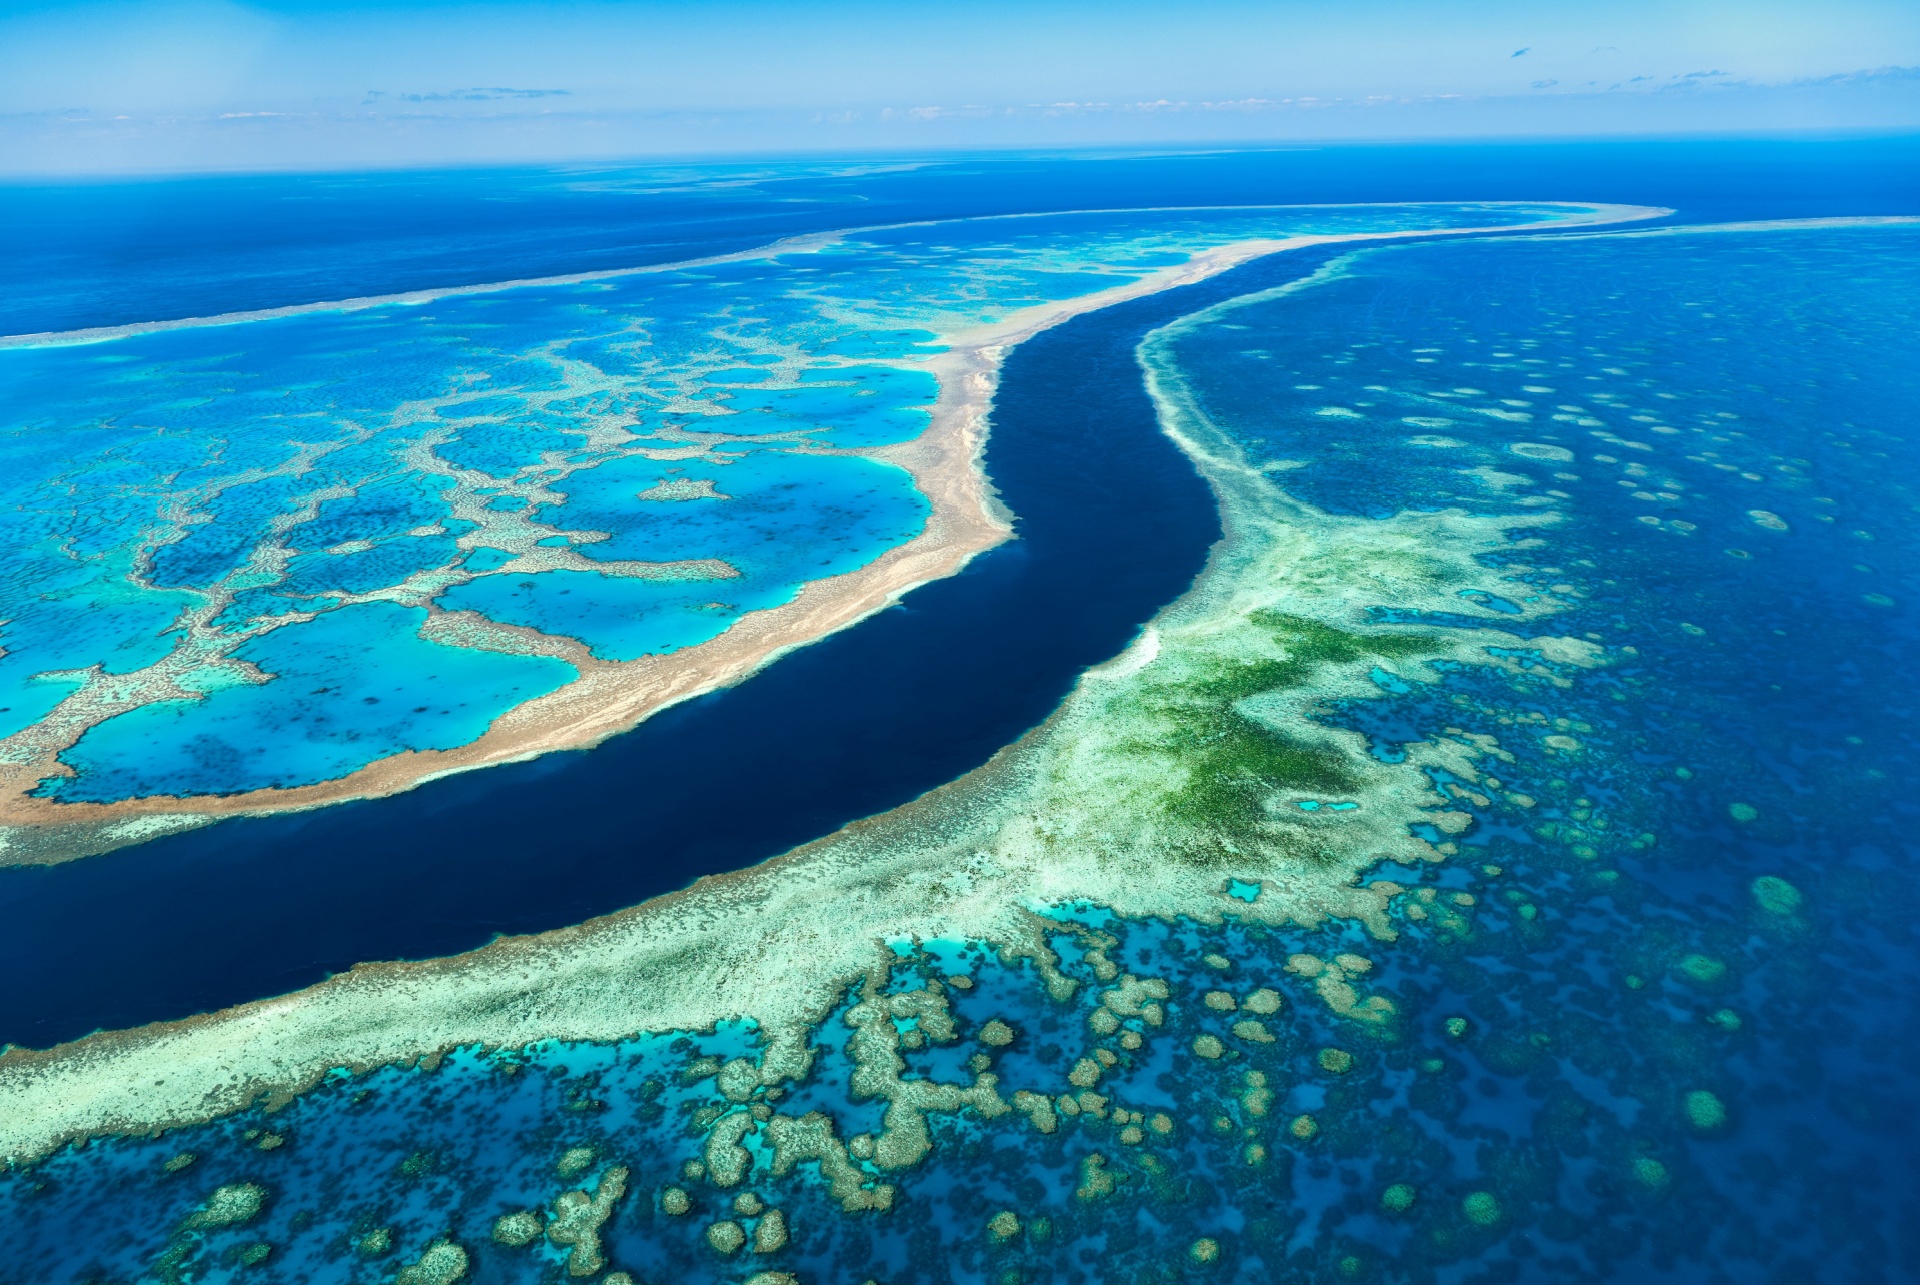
[
  {"xmin": 0, "ymin": 221, "xmax": 1265, "ymax": 1046},
  {"xmin": 4, "ymin": 143, "xmax": 1920, "ymax": 1285},
  {"xmin": 1146, "ymin": 218, "xmax": 1920, "ymax": 1283},
  {"xmin": 2, "ymin": 141, "xmax": 1917, "ymax": 1048},
  {"xmin": 0, "ymin": 203, "xmax": 1517, "ymax": 806},
  {"xmin": 7, "ymin": 135, "xmax": 1920, "ymax": 338}
]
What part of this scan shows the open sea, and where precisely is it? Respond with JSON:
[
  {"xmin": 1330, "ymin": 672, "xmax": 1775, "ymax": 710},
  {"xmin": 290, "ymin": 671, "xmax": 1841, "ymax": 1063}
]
[{"xmin": 2, "ymin": 139, "xmax": 1918, "ymax": 1283}]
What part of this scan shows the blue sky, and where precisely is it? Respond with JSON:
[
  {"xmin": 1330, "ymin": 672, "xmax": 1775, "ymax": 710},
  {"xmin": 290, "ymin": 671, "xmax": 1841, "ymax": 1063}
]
[{"xmin": 1, "ymin": 0, "xmax": 1916, "ymax": 171}]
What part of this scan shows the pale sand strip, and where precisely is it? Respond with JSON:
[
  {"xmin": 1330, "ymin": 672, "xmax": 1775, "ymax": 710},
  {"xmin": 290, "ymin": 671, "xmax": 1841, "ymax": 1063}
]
[
  {"xmin": 0, "ymin": 232, "xmax": 1294, "ymax": 855},
  {"xmin": 0, "ymin": 204, "xmax": 1667, "ymax": 865},
  {"xmin": 1545, "ymin": 214, "xmax": 1920, "ymax": 239},
  {"xmin": 0, "ymin": 203, "xmax": 1676, "ymax": 1161},
  {"xmin": 0, "ymin": 232, "xmax": 852, "ymax": 351},
  {"xmin": 0, "ymin": 201, "xmax": 1635, "ymax": 351}
]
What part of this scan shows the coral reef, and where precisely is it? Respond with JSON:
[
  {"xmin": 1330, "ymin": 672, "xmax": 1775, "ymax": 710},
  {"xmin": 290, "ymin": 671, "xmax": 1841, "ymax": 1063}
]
[
  {"xmin": 547, "ymin": 1165, "xmax": 627, "ymax": 1276},
  {"xmin": 395, "ymin": 1238, "xmax": 468, "ymax": 1285}
]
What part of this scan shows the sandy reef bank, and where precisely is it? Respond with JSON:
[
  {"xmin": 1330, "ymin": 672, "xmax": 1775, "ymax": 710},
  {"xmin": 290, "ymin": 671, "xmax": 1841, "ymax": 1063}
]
[
  {"xmin": 0, "ymin": 203, "xmax": 1672, "ymax": 1161},
  {"xmin": 0, "ymin": 204, "xmax": 1660, "ymax": 866}
]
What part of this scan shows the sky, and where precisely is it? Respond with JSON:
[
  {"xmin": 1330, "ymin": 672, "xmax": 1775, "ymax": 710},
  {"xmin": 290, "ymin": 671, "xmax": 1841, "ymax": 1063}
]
[{"xmin": 1, "ymin": 0, "xmax": 1917, "ymax": 173}]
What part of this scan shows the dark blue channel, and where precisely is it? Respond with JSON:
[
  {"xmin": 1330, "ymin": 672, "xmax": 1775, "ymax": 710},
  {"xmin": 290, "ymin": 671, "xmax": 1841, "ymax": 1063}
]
[
  {"xmin": 0, "ymin": 245, "xmax": 1366, "ymax": 1050},
  {"xmin": 6, "ymin": 139, "xmax": 1913, "ymax": 1050},
  {"xmin": 8, "ymin": 135, "xmax": 1917, "ymax": 337}
]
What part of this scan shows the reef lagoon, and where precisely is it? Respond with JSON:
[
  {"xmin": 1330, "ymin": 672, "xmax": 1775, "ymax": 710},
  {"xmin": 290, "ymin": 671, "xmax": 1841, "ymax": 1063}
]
[
  {"xmin": 0, "ymin": 198, "xmax": 1597, "ymax": 860},
  {"xmin": 3, "ymin": 145, "xmax": 1919, "ymax": 1283}
]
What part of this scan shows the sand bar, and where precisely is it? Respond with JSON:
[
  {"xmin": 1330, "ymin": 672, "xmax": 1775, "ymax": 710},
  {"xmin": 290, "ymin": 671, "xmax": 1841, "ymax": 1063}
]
[
  {"xmin": 0, "ymin": 203, "xmax": 1666, "ymax": 865},
  {"xmin": 0, "ymin": 203, "xmax": 1680, "ymax": 1162}
]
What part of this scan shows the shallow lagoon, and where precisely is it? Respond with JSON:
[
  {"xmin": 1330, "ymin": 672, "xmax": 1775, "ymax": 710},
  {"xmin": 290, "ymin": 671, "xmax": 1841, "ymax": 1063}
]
[
  {"xmin": 1136, "ymin": 219, "xmax": 1920, "ymax": 1281},
  {"xmin": 6, "ymin": 208, "xmax": 1919, "ymax": 1284},
  {"xmin": 0, "ymin": 203, "xmax": 1554, "ymax": 808},
  {"xmin": 46, "ymin": 602, "xmax": 577, "ymax": 801}
]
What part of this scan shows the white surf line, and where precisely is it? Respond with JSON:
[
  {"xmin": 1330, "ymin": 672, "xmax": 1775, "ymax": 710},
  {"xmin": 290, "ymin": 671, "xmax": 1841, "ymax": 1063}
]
[
  {"xmin": 0, "ymin": 202, "xmax": 1679, "ymax": 1159},
  {"xmin": 1514, "ymin": 214, "xmax": 1920, "ymax": 243},
  {"xmin": 0, "ymin": 231, "xmax": 850, "ymax": 351},
  {"xmin": 0, "ymin": 201, "xmax": 1647, "ymax": 352}
]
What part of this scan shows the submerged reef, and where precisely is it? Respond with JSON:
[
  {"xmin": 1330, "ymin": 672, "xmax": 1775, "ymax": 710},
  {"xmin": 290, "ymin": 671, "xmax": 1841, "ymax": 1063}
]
[
  {"xmin": 0, "ymin": 327, "xmax": 1605, "ymax": 1164},
  {"xmin": 0, "ymin": 201, "xmax": 1617, "ymax": 863},
  {"xmin": 9, "ymin": 213, "xmax": 1917, "ymax": 1281},
  {"xmin": 0, "ymin": 208, "xmax": 1651, "ymax": 1146}
]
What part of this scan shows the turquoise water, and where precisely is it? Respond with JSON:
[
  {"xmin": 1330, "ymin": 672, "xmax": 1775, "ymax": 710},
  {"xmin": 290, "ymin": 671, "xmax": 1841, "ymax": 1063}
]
[
  {"xmin": 7, "ymin": 218, "xmax": 1920, "ymax": 1282},
  {"xmin": 438, "ymin": 451, "xmax": 929, "ymax": 663},
  {"xmin": 47, "ymin": 604, "xmax": 576, "ymax": 801},
  {"xmin": 1142, "ymin": 219, "xmax": 1920, "ymax": 1281},
  {"xmin": 0, "ymin": 203, "xmax": 1560, "ymax": 806},
  {"xmin": 5, "ymin": 142, "xmax": 1920, "ymax": 1285}
]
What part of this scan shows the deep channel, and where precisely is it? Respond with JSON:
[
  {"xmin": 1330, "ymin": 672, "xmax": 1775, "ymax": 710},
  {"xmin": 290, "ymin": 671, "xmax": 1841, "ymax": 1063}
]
[{"xmin": 0, "ymin": 245, "xmax": 1366, "ymax": 1049}]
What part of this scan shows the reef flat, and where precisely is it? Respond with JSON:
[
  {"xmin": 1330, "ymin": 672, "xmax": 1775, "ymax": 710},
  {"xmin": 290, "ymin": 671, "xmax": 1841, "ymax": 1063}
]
[
  {"xmin": 0, "ymin": 202, "xmax": 1672, "ymax": 1160},
  {"xmin": 18, "ymin": 209, "xmax": 1919, "ymax": 1283},
  {"xmin": 0, "ymin": 203, "xmax": 1640, "ymax": 865}
]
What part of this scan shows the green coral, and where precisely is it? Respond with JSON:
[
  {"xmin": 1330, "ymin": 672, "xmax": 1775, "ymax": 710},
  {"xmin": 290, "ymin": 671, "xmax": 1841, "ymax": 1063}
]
[
  {"xmin": 1684, "ymin": 1090, "xmax": 1728, "ymax": 1131},
  {"xmin": 1676, "ymin": 954, "xmax": 1728, "ymax": 986},
  {"xmin": 1462, "ymin": 1191, "xmax": 1502, "ymax": 1226},
  {"xmin": 1123, "ymin": 612, "xmax": 1435, "ymax": 859},
  {"xmin": 1751, "ymin": 875, "xmax": 1803, "ymax": 917},
  {"xmin": 1380, "ymin": 1183, "xmax": 1417, "ymax": 1213}
]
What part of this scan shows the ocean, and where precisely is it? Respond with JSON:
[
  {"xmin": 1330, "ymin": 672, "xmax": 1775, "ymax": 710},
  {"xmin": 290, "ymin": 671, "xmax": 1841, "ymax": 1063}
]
[{"xmin": 2, "ymin": 139, "xmax": 1917, "ymax": 1283}]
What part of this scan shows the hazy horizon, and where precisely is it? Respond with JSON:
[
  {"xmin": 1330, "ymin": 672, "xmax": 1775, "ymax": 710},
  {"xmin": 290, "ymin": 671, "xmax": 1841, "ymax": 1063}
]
[{"xmin": 2, "ymin": 0, "xmax": 1916, "ymax": 174}]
